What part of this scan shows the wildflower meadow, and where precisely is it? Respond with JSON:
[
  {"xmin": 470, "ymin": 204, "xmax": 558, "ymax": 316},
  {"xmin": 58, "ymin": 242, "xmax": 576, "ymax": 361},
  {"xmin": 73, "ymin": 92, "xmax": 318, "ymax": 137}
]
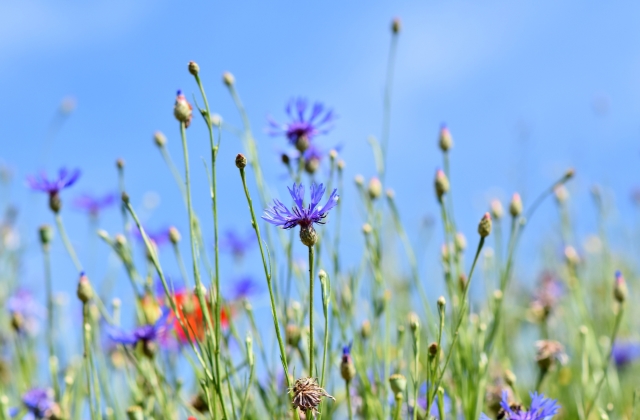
[{"xmin": 2, "ymin": 4, "xmax": 640, "ymax": 420}]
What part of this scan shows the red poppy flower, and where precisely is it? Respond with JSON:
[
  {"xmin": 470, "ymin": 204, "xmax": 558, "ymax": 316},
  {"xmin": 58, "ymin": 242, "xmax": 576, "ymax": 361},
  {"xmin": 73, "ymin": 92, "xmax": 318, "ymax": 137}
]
[{"xmin": 171, "ymin": 291, "xmax": 229, "ymax": 343}]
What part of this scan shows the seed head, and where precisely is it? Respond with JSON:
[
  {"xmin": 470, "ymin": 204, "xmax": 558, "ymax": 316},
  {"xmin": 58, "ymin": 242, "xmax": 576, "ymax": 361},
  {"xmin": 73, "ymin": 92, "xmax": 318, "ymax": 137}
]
[
  {"xmin": 290, "ymin": 377, "xmax": 335, "ymax": 415},
  {"xmin": 478, "ymin": 212, "xmax": 492, "ymax": 237}
]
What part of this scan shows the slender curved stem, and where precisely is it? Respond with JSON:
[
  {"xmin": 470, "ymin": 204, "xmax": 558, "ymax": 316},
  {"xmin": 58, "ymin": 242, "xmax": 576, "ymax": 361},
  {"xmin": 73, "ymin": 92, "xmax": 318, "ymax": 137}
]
[{"xmin": 308, "ymin": 245, "xmax": 315, "ymax": 377}]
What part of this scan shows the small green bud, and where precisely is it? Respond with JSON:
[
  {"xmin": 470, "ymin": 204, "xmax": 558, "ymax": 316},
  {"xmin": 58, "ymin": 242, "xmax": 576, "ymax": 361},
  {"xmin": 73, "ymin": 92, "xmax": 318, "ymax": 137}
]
[
  {"xmin": 478, "ymin": 212, "xmax": 492, "ymax": 237},
  {"xmin": 490, "ymin": 199, "xmax": 503, "ymax": 219},
  {"xmin": 235, "ymin": 153, "xmax": 247, "ymax": 169},
  {"xmin": 428, "ymin": 342, "xmax": 439, "ymax": 358},
  {"xmin": 116, "ymin": 158, "xmax": 125, "ymax": 169},
  {"xmin": 168, "ymin": 226, "xmax": 181, "ymax": 244},
  {"xmin": 188, "ymin": 61, "xmax": 200, "ymax": 76},
  {"xmin": 126, "ymin": 406, "xmax": 144, "ymax": 420},
  {"xmin": 614, "ymin": 271, "xmax": 627, "ymax": 303},
  {"xmin": 454, "ymin": 232, "xmax": 467, "ymax": 252},
  {"xmin": 408, "ymin": 312, "xmax": 420, "ymax": 333},
  {"xmin": 286, "ymin": 324, "xmax": 301, "ymax": 347},
  {"xmin": 39, "ymin": 224, "xmax": 53, "ymax": 246},
  {"xmin": 434, "ymin": 169, "xmax": 449, "ymax": 200},
  {"xmin": 367, "ymin": 177, "xmax": 382, "ymax": 200},
  {"xmin": 153, "ymin": 131, "xmax": 167, "ymax": 147},
  {"xmin": 391, "ymin": 17, "xmax": 402, "ymax": 34},
  {"xmin": 354, "ymin": 174, "xmax": 364, "ymax": 186},
  {"xmin": 438, "ymin": 125, "xmax": 453, "ymax": 152},
  {"xmin": 77, "ymin": 273, "xmax": 93, "ymax": 304},
  {"xmin": 509, "ymin": 193, "xmax": 522, "ymax": 217},
  {"xmin": 222, "ymin": 71, "xmax": 235, "ymax": 87},
  {"xmin": 360, "ymin": 320, "xmax": 371, "ymax": 339},
  {"xmin": 389, "ymin": 373, "xmax": 407, "ymax": 394}
]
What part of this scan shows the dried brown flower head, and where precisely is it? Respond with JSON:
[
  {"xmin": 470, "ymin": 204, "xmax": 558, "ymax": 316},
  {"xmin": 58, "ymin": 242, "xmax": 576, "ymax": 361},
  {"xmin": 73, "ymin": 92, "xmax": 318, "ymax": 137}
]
[{"xmin": 290, "ymin": 377, "xmax": 335, "ymax": 416}]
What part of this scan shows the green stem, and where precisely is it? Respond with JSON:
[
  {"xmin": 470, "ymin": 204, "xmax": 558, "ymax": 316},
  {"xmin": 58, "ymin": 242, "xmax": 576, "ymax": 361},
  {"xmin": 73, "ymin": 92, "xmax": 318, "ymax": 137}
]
[
  {"xmin": 346, "ymin": 380, "xmax": 353, "ymax": 420},
  {"xmin": 237, "ymin": 166, "xmax": 299, "ymax": 420},
  {"xmin": 584, "ymin": 305, "xmax": 625, "ymax": 418},
  {"xmin": 54, "ymin": 214, "xmax": 83, "ymax": 272},
  {"xmin": 428, "ymin": 236, "xmax": 485, "ymax": 414},
  {"xmin": 42, "ymin": 246, "xmax": 60, "ymax": 399},
  {"xmin": 82, "ymin": 305, "xmax": 97, "ymax": 420},
  {"xmin": 308, "ymin": 245, "xmax": 315, "ymax": 377}
]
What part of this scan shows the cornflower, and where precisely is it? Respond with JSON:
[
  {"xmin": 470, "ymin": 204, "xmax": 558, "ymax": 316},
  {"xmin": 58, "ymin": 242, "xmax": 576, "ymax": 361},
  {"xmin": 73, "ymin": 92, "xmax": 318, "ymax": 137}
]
[
  {"xmin": 10, "ymin": 387, "xmax": 60, "ymax": 420},
  {"xmin": 73, "ymin": 192, "xmax": 116, "ymax": 217},
  {"xmin": 480, "ymin": 391, "xmax": 560, "ymax": 420},
  {"xmin": 220, "ymin": 229, "xmax": 256, "ymax": 259},
  {"xmin": 611, "ymin": 340, "xmax": 640, "ymax": 367},
  {"xmin": 26, "ymin": 167, "xmax": 81, "ymax": 213},
  {"xmin": 130, "ymin": 226, "xmax": 172, "ymax": 248},
  {"xmin": 267, "ymin": 97, "xmax": 336, "ymax": 152},
  {"xmin": 228, "ymin": 275, "xmax": 260, "ymax": 300},
  {"xmin": 108, "ymin": 308, "xmax": 172, "ymax": 350},
  {"xmin": 262, "ymin": 182, "xmax": 338, "ymax": 247}
]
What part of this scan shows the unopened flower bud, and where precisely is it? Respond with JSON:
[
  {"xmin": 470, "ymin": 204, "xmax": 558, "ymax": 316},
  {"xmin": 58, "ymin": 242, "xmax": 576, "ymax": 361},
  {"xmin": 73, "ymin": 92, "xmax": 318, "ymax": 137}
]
[
  {"xmin": 408, "ymin": 312, "xmax": 420, "ymax": 333},
  {"xmin": 362, "ymin": 223, "xmax": 372, "ymax": 235},
  {"xmin": 509, "ymin": 193, "xmax": 522, "ymax": 217},
  {"xmin": 286, "ymin": 324, "xmax": 301, "ymax": 347},
  {"xmin": 490, "ymin": 199, "xmax": 503, "ymax": 220},
  {"xmin": 434, "ymin": 169, "xmax": 449, "ymax": 200},
  {"xmin": 389, "ymin": 373, "xmax": 407, "ymax": 394},
  {"xmin": 114, "ymin": 234, "xmax": 127, "ymax": 249},
  {"xmin": 386, "ymin": 189, "xmax": 395, "ymax": 199},
  {"xmin": 368, "ymin": 177, "xmax": 382, "ymax": 200},
  {"xmin": 299, "ymin": 225, "xmax": 317, "ymax": 247},
  {"xmin": 428, "ymin": 342, "xmax": 439, "ymax": 358},
  {"xmin": 188, "ymin": 61, "xmax": 200, "ymax": 76},
  {"xmin": 564, "ymin": 246, "xmax": 580, "ymax": 266},
  {"xmin": 304, "ymin": 157, "xmax": 320, "ymax": 174},
  {"xmin": 39, "ymin": 224, "xmax": 53, "ymax": 247},
  {"xmin": 478, "ymin": 212, "xmax": 492, "ymax": 237},
  {"xmin": 168, "ymin": 226, "xmax": 181, "ymax": 244},
  {"xmin": 437, "ymin": 296, "xmax": 446, "ymax": 311},
  {"xmin": 153, "ymin": 131, "xmax": 167, "ymax": 147},
  {"xmin": 174, "ymin": 90, "xmax": 193, "ymax": 128},
  {"xmin": 337, "ymin": 160, "xmax": 345, "ymax": 170},
  {"xmin": 222, "ymin": 71, "xmax": 235, "ymax": 87},
  {"xmin": 340, "ymin": 344, "xmax": 356, "ymax": 381},
  {"xmin": 354, "ymin": 174, "xmax": 364, "ymax": 186},
  {"xmin": 281, "ymin": 153, "xmax": 291, "ymax": 166},
  {"xmin": 391, "ymin": 17, "xmax": 401, "ymax": 34},
  {"xmin": 360, "ymin": 320, "xmax": 371, "ymax": 339},
  {"xmin": 438, "ymin": 125, "xmax": 453, "ymax": 152},
  {"xmin": 329, "ymin": 149, "xmax": 338, "ymax": 160},
  {"xmin": 126, "ymin": 406, "xmax": 144, "ymax": 420},
  {"xmin": 116, "ymin": 158, "xmax": 125, "ymax": 169},
  {"xmin": 210, "ymin": 113, "xmax": 222, "ymax": 127},
  {"xmin": 454, "ymin": 232, "xmax": 467, "ymax": 252},
  {"xmin": 613, "ymin": 270, "xmax": 627, "ymax": 303},
  {"xmin": 121, "ymin": 192, "xmax": 129, "ymax": 204},
  {"xmin": 563, "ymin": 168, "xmax": 575, "ymax": 181},
  {"xmin": 97, "ymin": 229, "xmax": 109, "ymax": 241},
  {"xmin": 77, "ymin": 273, "xmax": 93, "ymax": 303},
  {"xmin": 554, "ymin": 185, "xmax": 568, "ymax": 204},
  {"xmin": 235, "ymin": 153, "xmax": 247, "ymax": 169}
]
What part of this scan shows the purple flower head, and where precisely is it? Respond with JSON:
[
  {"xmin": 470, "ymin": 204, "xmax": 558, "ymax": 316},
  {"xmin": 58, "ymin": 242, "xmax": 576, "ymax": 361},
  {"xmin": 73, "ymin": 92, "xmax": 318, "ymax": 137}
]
[
  {"xmin": 11, "ymin": 387, "xmax": 57, "ymax": 419},
  {"xmin": 414, "ymin": 383, "xmax": 451, "ymax": 419},
  {"xmin": 267, "ymin": 98, "xmax": 336, "ymax": 151},
  {"xmin": 220, "ymin": 229, "xmax": 256, "ymax": 259},
  {"xmin": 8, "ymin": 289, "xmax": 44, "ymax": 335},
  {"xmin": 481, "ymin": 391, "xmax": 560, "ymax": 420},
  {"xmin": 262, "ymin": 183, "xmax": 338, "ymax": 230},
  {"xmin": 108, "ymin": 308, "xmax": 172, "ymax": 346},
  {"xmin": 228, "ymin": 276, "xmax": 260, "ymax": 300},
  {"xmin": 73, "ymin": 192, "xmax": 117, "ymax": 216},
  {"xmin": 26, "ymin": 167, "xmax": 80, "ymax": 195},
  {"xmin": 612, "ymin": 340, "xmax": 640, "ymax": 367},
  {"xmin": 341, "ymin": 341, "xmax": 353, "ymax": 364}
]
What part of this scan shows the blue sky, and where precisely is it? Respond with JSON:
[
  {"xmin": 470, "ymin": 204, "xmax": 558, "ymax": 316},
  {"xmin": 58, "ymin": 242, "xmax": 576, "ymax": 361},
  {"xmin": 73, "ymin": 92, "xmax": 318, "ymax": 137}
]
[{"xmin": 2, "ymin": 1, "xmax": 640, "ymax": 321}]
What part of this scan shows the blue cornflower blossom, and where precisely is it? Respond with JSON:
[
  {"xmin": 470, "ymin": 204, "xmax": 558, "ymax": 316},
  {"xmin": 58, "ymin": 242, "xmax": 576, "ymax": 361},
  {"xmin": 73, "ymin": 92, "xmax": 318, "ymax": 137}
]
[
  {"xmin": 220, "ymin": 229, "xmax": 256, "ymax": 259},
  {"xmin": 26, "ymin": 167, "xmax": 81, "ymax": 212},
  {"xmin": 262, "ymin": 182, "xmax": 338, "ymax": 247},
  {"xmin": 267, "ymin": 98, "xmax": 336, "ymax": 152},
  {"xmin": 8, "ymin": 289, "xmax": 44, "ymax": 335},
  {"xmin": 612, "ymin": 340, "xmax": 640, "ymax": 367},
  {"xmin": 229, "ymin": 276, "xmax": 260, "ymax": 300},
  {"xmin": 73, "ymin": 192, "xmax": 117, "ymax": 216},
  {"xmin": 9, "ymin": 387, "xmax": 58, "ymax": 419},
  {"xmin": 480, "ymin": 391, "xmax": 560, "ymax": 420},
  {"xmin": 131, "ymin": 225, "xmax": 171, "ymax": 247},
  {"xmin": 340, "ymin": 342, "xmax": 356, "ymax": 381},
  {"xmin": 108, "ymin": 308, "xmax": 172, "ymax": 348}
]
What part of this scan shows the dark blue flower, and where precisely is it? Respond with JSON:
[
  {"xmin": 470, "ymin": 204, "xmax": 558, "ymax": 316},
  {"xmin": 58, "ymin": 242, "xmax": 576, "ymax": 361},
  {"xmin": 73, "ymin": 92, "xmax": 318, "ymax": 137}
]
[
  {"xmin": 480, "ymin": 391, "xmax": 560, "ymax": 420},
  {"xmin": 612, "ymin": 340, "xmax": 640, "ymax": 367},
  {"xmin": 11, "ymin": 387, "xmax": 57, "ymax": 419},
  {"xmin": 131, "ymin": 226, "xmax": 171, "ymax": 247},
  {"xmin": 267, "ymin": 98, "xmax": 336, "ymax": 151},
  {"xmin": 220, "ymin": 229, "xmax": 256, "ymax": 259},
  {"xmin": 26, "ymin": 168, "xmax": 80, "ymax": 195},
  {"xmin": 73, "ymin": 192, "xmax": 116, "ymax": 216},
  {"xmin": 229, "ymin": 276, "xmax": 260, "ymax": 300},
  {"xmin": 262, "ymin": 183, "xmax": 338, "ymax": 230},
  {"xmin": 108, "ymin": 309, "xmax": 172, "ymax": 346}
]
